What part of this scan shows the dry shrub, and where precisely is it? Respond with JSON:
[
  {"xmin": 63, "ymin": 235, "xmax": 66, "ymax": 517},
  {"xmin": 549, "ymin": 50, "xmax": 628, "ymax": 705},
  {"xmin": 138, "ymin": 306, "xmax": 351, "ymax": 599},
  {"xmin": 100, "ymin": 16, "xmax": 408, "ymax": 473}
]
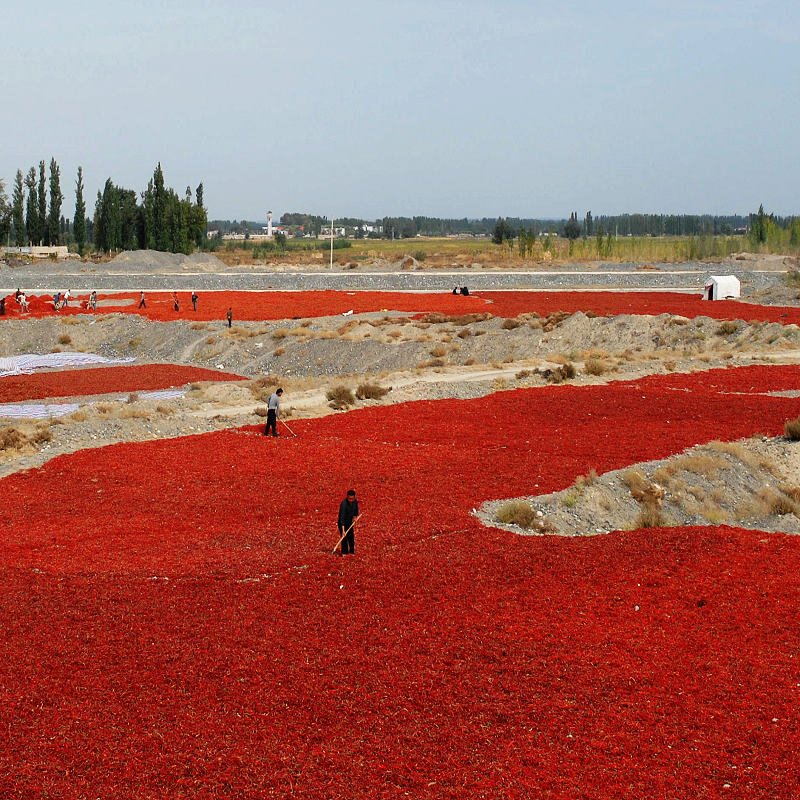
[
  {"xmin": 430, "ymin": 344, "xmax": 448, "ymax": 357},
  {"xmin": 623, "ymin": 470, "xmax": 665, "ymax": 509},
  {"xmin": 326, "ymin": 385, "xmax": 356, "ymax": 409},
  {"xmin": 190, "ymin": 322, "xmax": 206, "ymax": 330},
  {"xmin": 783, "ymin": 486, "xmax": 800, "ymax": 503},
  {"xmin": 300, "ymin": 319, "xmax": 312, "ymax": 327},
  {"xmin": 129, "ymin": 338, "xmax": 141, "ymax": 350},
  {"xmin": 465, "ymin": 358, "xmax": 477, "ymax": 366},
  {"xmin": 337, "ymin": 321, "xmax": 359, "ymax": 336},
  {"xmin": 0, "ymin": 426, "xmax": 26, "ymax": 451},
  {"xmin": 31, "ymin": 426, "xmax": 52, "ymax": 444},
  {"xmin": 515, "ymin": 369, "xmax": 532, "ymax": 380},
  {"xmin": 126, "ymin": 393, "xmax": 139, "ymax": 404},
  {"xmin": 584, "ymin": 358, "xmax": 608, "ymax": 376},
  {"xmin": 457, "ymin": 329, "xmax": 472, "ymax": 339},
  {"xmin": 623, "ymin": 469, "xmax": 650, "ymax": 496},
  {"xmin": 95, "ymin": 403, "xmax": 113, "ymax": 415},
  {"xmin": 254, "ymin": 407, "xmax": 268, "ymax": 417},
  {"xmin": 716, "ymin": 320, "xmax": 738, "ymax": 336},
  {"xmin": 575, "ymin": 469, "xmax": 598, "ymax": 487},
  {"xmin": 496, "ymin": 500, "xmax": 537, "ymax": 528},
  {"xmin": 58, "ymin": 334, "xmax": 72, "ymax": 345},
  {"xmin": 420, "ymin": 312, "xmax": 490, "ymax": 326},
  {"xmin": 388, "ymin": 329, "xmax": 403, "ymax": 340},
  {"xmin": 356, "ymin": 382, "xmax": 391, "ymax": 400},
  {"xmin": 206, "ymin": 336, "xmax": 216, "ymax": 344},
  {"xmin": 60, "ymin": 316, "xmax": 80, "ymax": 325},
  {"xmin": 674, "ymin": 452, "xmax": 728, "ymax": 480},
  {"xmin": 0, "ymin": 424, "xmax": 51, "ymax": 451},
  {"xmin": 501, "ymin": 318, "xmax": 522, "ymax": 330},
  {"xmin": 156, "ymin": 405, "xmax": 174, "ymax": 416},
  {"xmin": 274, "ymin": 347, "xmax": 286, "ymax": 356},
  {"xmin": 784, "ymin": 416, "xmax": 800, "ymax": 440},
  {"xmin": 752, "ymin": 487, "xmax": 800, "ymax": 517},
  {"xmin": 69, "ymin": 410, "xmax": 88, "ymax": 422},
  {"xmin": 664, "ymin": 360, "xmax": 676, "ymax": 372},
  {"xmin": 635, "ymin": 506, "xmax": 666, "ymax": 529},
  {"xmin": 542, "ymin": 311, "xmax": 571, "ymax": 331},
  {"xmin": 271, "ymin": 328, "xmax": 289, "ymax": 339}
]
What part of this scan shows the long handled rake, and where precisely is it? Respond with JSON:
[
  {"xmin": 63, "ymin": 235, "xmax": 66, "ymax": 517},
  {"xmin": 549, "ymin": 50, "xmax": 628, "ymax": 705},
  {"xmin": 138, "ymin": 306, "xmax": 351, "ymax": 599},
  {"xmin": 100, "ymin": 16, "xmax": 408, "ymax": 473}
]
[
  {"xmin": 280, "ymin": 418, "xmax": 297, "ymax": 437},
  {"xmin": 332, "ymin": 513, "xmax": 364, "ymax": 554}
]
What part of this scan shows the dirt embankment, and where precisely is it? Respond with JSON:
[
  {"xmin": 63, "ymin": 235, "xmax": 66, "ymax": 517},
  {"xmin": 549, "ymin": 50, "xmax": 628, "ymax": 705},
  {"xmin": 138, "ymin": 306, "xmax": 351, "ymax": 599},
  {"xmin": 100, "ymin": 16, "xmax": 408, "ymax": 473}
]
[{"xmin": 480, "ymin": 436, "xmax": 800, "ymax": 537}]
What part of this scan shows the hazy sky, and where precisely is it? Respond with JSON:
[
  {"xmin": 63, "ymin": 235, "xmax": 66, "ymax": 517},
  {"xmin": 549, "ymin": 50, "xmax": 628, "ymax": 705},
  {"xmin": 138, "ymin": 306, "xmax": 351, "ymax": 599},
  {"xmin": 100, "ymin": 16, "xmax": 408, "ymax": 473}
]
[{"xmin": 3, "ymin": 0, "xmax": 798, "ymax": 221}]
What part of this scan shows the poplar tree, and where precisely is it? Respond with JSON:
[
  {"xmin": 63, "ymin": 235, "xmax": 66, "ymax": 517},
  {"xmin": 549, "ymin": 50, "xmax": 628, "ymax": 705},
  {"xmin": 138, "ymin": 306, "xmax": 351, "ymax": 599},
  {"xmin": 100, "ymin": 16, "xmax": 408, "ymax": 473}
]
[
  {"xmin": 48, "ymin": 157, "xmax": 63, "ymax": 246},
  {"xmin": 0, "ymin": 179, "xmax": 10, "ymax": 245},
  {"xmin": 24, "ymin": 168, "xmax": 37, "ymax": 245},
  {"xmin": 74, "ymin": 166, "xmax": 86, "ymax": 253},
  {"xmin": 12, "ymin": 170, "xmax": 26, "ymax": 246},
  {"xmin": 37, "ymin": 161, "xmax": 47, "ymax": 245}
]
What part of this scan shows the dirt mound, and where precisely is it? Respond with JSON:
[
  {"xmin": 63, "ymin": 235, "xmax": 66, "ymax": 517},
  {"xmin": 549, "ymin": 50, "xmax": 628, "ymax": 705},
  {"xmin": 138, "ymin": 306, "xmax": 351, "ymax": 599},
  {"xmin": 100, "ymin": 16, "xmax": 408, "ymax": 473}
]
[
  {"xmin": 480, "ymin": 436, "xmax": 800, "ymax": 536},
  {"xmin": 109, "ymin": 250, "xmax": 228, "ymax": 271}
]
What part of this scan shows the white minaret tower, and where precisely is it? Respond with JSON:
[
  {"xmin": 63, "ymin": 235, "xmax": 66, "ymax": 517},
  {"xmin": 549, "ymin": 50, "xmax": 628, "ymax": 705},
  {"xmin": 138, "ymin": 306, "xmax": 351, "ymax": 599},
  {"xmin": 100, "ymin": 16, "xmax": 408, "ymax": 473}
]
[{"xmin": 267, "ymin": 210, "xmax": 273, "ymax": 238}]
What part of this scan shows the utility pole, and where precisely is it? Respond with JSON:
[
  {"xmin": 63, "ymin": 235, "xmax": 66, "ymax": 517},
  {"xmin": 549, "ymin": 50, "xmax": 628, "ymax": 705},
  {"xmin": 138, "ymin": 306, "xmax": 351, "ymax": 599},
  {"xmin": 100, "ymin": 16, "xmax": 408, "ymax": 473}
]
[{"xmin": 330, "ymin": 216, "xmax": 334, "ymax": 268}]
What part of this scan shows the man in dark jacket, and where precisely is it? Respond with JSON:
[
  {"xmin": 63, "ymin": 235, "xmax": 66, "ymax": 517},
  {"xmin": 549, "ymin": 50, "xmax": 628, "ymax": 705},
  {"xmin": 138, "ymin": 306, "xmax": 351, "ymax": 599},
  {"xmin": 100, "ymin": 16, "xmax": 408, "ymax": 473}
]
[{"xmin": 337, "ymin": 490, "xmax": 359, "ymax": 555}]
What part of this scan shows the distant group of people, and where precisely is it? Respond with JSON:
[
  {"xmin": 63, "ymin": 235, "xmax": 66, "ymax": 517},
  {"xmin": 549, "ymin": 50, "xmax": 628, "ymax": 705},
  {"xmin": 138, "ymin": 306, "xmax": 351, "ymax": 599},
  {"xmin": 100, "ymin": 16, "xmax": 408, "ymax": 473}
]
[
  {"xmin": 13, "ymin": 289, "xmax": 29, "ymax": 313},
  {"xmin": 53, "ymin": 289, "xmax": 73, "ymax": 310},
  {"xmin": 452, "ymin": 285, "xmax": 470, "ymax": 296}
]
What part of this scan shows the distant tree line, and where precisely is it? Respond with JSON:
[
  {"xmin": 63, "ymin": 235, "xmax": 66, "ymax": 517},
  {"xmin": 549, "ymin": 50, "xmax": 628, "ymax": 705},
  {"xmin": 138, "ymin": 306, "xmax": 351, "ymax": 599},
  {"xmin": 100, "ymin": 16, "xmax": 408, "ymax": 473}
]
[
  {"xmin": 0, "ymin": 160, "xmax": 206, "ymax": 255},
  {"xmin": 203, "ymin": 211, "xmax": 797, "ymax": 241}
]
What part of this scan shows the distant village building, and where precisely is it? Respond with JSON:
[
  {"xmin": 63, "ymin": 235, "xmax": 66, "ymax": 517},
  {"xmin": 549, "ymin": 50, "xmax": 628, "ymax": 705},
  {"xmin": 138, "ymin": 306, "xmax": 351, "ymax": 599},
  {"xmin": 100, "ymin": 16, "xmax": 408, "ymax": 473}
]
[{"xmin": 2, "ymin": 245, "xmax": 72, "ymax": 259}]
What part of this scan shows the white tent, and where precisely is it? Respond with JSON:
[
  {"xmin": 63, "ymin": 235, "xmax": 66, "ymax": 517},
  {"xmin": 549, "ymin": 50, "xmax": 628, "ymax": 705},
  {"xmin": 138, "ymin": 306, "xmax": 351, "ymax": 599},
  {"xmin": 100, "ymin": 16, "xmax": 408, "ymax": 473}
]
[{"xmin": 704, "ymin": 275, "xmax": 741, "ymax": 300}]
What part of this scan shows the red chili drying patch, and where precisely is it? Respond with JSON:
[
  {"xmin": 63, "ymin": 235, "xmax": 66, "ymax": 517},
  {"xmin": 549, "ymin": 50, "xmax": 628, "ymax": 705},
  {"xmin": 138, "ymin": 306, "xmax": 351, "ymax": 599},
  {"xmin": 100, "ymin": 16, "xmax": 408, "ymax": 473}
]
[
  {"xmin": 0, "ymin": 364, "xmax": 246, "ymax": 403},
  {"xmin": 1, "ymin": 365, "xmax": 799, "ymax": 798},
  {"xmin": 3, "ymin": 289, "xmax": 800, "ymax": 324}
]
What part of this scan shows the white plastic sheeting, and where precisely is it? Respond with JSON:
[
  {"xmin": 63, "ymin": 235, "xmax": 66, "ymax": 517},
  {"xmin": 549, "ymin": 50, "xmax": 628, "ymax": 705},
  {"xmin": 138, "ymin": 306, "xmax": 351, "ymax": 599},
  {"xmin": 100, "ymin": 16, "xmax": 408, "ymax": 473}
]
[
  {"xmin": 0, "ymin": 353, "xmax": 135, "ymax": 377},
  {"xmin": 0, "ymin": 389, "xmax": 186, "ymax": 419}
]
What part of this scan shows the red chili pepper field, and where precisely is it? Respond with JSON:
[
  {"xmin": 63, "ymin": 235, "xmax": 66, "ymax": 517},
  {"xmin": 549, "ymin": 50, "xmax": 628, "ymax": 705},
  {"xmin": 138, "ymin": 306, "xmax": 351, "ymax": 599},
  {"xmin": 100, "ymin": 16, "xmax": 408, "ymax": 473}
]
[
  {"xmin": 0, "ymin": 364, "xmax": 246, "ymax": 404},
  {"xmin": 3, "ymin": 290, "xmax": 800, "ymax": 325},
  {"xmin": 2, "ymin": 365, "xmax": 800, "ymax": 798}
]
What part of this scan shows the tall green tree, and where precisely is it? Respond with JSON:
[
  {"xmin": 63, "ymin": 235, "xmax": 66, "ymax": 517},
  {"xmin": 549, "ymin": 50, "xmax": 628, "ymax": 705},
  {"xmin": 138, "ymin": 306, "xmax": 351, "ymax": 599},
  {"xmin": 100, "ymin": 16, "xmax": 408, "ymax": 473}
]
[
  {"xmin": 564, "ymin": 212, "xmax": 581, "ymax": 241},
  {"xmin": 48, "ymin": 157, "xmax": 63, "ymax": 246},
  {"xmin": 24, "ymin": 167, "xmax": 37, "ymax": 245},
  {"xmin": 12, "ymin": 170, "xmax": 26, "ymax": 247},
  {"xmin": 73, "ymin": 166, "xmax": 86, "ymax": 254},
  {"xmin": 0, "ymin": 179, "xmax": 10, "ymax": 245},
  {"xmin": 37, "ymin": 161, "xmax": 47, "ymax": 245}
]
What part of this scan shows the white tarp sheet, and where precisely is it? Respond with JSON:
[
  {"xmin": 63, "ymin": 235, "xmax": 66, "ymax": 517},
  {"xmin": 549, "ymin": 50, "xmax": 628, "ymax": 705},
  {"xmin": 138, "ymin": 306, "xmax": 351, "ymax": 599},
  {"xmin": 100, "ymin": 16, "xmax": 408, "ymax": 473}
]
[
  {"xmin": 0, "ymin": 353, "xmax": 135, "ymax": 377},
  {"xmin": 0, "ymin": 389, "xmax": 186, "ymax": 419}
]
